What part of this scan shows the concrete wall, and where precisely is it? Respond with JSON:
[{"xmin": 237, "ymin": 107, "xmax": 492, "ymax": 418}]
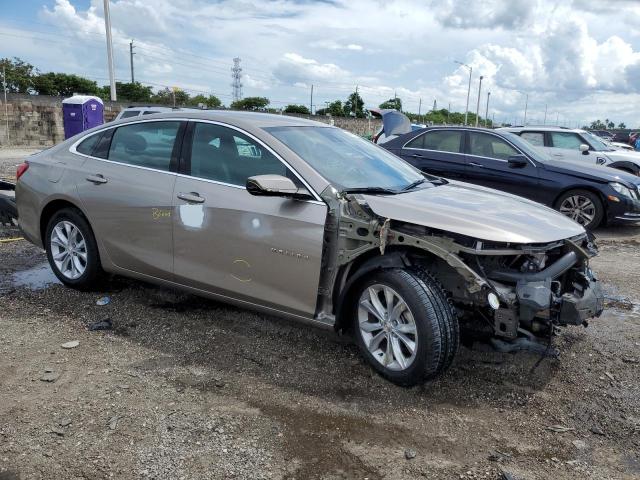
[{"xmin": 0, "ymin": 94, "xmax": 382, "ymax": 147}]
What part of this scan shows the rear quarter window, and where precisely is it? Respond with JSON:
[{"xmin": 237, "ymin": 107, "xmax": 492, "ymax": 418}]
[{"xmin": 76, "ymin": 132, "xmax": 103, "ymax": 155}]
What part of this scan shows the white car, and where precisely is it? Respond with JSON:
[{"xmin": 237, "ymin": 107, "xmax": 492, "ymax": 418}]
[
  {"xmin": 114, "ymin": 106, "xmax": 202, "ymax": 121},
  {"xmin": 500, "ymin": 126, "xmax": 640, "ymax": 176}
]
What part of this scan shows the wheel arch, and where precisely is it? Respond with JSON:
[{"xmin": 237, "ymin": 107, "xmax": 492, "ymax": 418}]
[
  {"xmin": 333, "ymin": 246, "xmax": 441, "ymax": 332},
  {"xmin": 607, "ymin": 161, "xmax": 640, "ymax": 176},
  {"xmin": 40, "ymin": 198, "xmax": 92, "ymax": 246}
]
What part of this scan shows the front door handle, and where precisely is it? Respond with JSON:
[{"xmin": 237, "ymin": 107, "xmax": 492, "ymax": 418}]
[
  {"xmin": 177, "ymin": 192, "xmax": 205, "ymax": 204},
  {"xmin": 86, "ymin": 174, "xmax": 108, "ymax": 184},
  {"xmin": 409, "ymin": 153, "xmax": 424, "ymax": 158},
  {"xmin": 469, "ymin": 162, "xmax": 484, "ymax": 168}
]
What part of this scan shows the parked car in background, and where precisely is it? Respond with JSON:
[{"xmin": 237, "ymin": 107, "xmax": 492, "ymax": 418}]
[
  {"xmin": 15, "ymin": 112, "xmax": 605, "ymax": 386},
  {"xmin": 382, "ymin": 126, "xmax": 640, "ymax": 230},
  {"xmin": 369, "ymin": 108, "xmax": 426, "ymax": 144},
  {"xmin": 591, "ymin": 130, "xmax": 615, "ymax": 141},
  {"xmin": 114, "ymin": 106, "xmax": 202, "ymax": 121},
  {"xmin": 501, "ymin": 126, "xmax": 640, "ymax": 176}
]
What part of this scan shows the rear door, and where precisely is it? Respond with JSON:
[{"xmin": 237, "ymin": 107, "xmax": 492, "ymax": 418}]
[
  {"xmin": 464, "ymin": 131, "xmax": 542, "ymax": 201},
  {"xmin": 399, "ymin": 129, "xmax": 467, "ymax": 179},
  {"xmin": 75, "ymin": 120, "xmax": 183, "ymax": 279},
  {"xmin": 171, "ymin": 121, "xmax": 327, "ymax": 317}
]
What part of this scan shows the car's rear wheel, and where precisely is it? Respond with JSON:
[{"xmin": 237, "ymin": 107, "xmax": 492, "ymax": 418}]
[
  {"xmin": 353, "ymin": 268, "xmax": 458, "ymax": 386},
  {"xmin": 45, "ymin": 208, "xmax": 102, "ymax": 289},
  {"xmin": 555, "ymin": 189, "xmax": 604, "ymax": 230}
]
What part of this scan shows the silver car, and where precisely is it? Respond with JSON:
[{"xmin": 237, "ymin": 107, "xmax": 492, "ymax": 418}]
[{"xmin": 16, "ymin": 112, "xmax": 604, "ymax": 386}]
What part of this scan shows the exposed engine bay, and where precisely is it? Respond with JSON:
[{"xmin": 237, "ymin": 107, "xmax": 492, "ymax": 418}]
[{"xmin": 315, "ymin": 188, "xmax": 605, "ymax": 353}]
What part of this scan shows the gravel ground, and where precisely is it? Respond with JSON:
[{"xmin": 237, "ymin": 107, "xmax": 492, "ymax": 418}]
[{"xmin": 1, "ymin": 147, "xmax": 639, "ymax": 479}]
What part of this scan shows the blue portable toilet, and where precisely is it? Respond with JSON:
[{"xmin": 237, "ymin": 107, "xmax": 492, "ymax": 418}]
[{"xmin": 62, "ymin": 95, "xmax": 104, "ymax": 139}]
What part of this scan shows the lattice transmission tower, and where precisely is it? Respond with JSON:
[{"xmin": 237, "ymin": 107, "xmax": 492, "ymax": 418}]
[{"xmin": 231, "ymin": 57, "xmax": 243, "ymax": 103}]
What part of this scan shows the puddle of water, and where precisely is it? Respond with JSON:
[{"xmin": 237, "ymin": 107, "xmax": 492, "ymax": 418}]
[{"xmin": 11, "ymin": 262, "xmax": 61, "ymax": 290}]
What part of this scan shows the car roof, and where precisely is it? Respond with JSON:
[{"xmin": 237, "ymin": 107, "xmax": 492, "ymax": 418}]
[
  {"xmin": 500, "ymin": 126, "xmax": 586, "ymax": 133},
  {"xmin": 110, "ymin": 110, "xmax": 328, "ymax": 129}
]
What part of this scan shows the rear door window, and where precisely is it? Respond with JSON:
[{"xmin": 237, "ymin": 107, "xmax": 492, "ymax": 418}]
[
  {"xmin": 468, "ymin": 132, "xmax": 519, "ymax": 160},
  {"xmin": 107, "ymin": 121, "xmax": 180, "ymax": 171},
  {"xmin": 406, "ymin": 130, "xmax": 463, "ymax": 153},
  {"xmin": 520, "ymin": 131, "xmax": 545, "ymax": 147}
]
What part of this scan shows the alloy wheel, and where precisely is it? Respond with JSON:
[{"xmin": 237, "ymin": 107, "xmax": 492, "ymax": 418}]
[
  {"xmin": 559, "ymin": 195, "xmax": 596, "ymax": 226},
  {"xmin": 357, "ymin": 284, "xmax": 417, "ymax": 371},
  {"xmin": 50, "ymin": 220, "xmax": 88, "ymax": 280}
]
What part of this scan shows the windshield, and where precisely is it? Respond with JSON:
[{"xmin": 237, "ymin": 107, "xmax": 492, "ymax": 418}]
[
  {"xmin": 582, "ymin": 131, "xmax": 613, "ymax": 151},
  {"xmin": 501, "ymin": 131, "xmax": 553, "ymax": 162},
  {"xmin": 265, "ymin": 126, "xmax": 427, "ymax": 191}
]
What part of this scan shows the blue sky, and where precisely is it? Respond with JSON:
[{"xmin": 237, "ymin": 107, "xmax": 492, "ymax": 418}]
[{"xmin": 1, "ymin": 0, "xmax": 640, "ymax": 127}]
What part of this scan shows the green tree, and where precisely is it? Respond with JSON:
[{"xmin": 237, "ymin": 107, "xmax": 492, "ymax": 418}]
[
  {"xmin": 618, "ymin": 122, "xmax": 626, "ymax": 129},
  {"xmin": 379, "ymin": 97, "xmax": 402, "ymax": 111},
  {"xmin": 150, "ymin": 87, "xmax": 190, "ymax": 106},
  {"xmin": 116, "ymin": 82, "xmax": 153, "ymax": 102},
  {"xmin": 0, "ymin": 57, "xmax": 36, "ymax": 93},
  {"xmin": 283, "ymin": 104, "xmax": 310, "ymax": 114},
  {"xmin": 344, "ymin": 92, "xmax": 365, "ymax": 118},
  {"xmin": 32, "ymin": 72, "xmax": 98, "ymax": 96},
  {"xmin": 230, "ymin": 96, "xmax": 269, "ymax": 110},
  {"xmin": 189, "ymin": 94, "xmax": 222, "ymax": 108},
  {"xmin": 589, "ymin": 119, "xmax": 607, "ymax": 129}
]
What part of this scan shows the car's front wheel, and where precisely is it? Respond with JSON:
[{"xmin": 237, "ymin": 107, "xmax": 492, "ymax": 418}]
[
  {"xmin": 555, "ymin": 189, "xmax": 604, "ymax": 230},
  {"xmin": 353, "ymin": 268, "xmax": 458, "ymax": 386},
  {"xmin": 45, "ymin": 207, "xmax": 102, "ymax": 289}
]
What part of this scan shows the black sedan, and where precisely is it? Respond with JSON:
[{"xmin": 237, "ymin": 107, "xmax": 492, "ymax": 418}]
[{"xmin": 382, "ymin": 126, "xmax": 640, "ymax": 230}]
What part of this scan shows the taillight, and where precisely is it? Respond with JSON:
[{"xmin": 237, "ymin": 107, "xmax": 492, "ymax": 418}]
[{"xmin": 16, "ymin": 161, "xmax": 29, "ymax": 181}]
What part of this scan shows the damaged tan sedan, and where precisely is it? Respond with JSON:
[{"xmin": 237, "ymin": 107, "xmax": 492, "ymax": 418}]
[{"xmin": 16, "ymin": 112, "xmax": 604, "ymax": 386}]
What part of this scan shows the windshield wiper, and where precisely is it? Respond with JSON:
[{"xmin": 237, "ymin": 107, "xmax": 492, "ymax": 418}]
[
  {"xmin": 402, "ymin": 177, "xmax": 447, "ymax": 191},
  {"xmin": 402, "ymin": 178, "xmax": 427, "ymax": 191},
  {"xmin": 341, "ymin": 187, "xmax": 398, "ymax": 195}
]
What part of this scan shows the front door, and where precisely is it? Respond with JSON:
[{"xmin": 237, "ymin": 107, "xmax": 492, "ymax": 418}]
[
  {"xmin": 464, "ymin": 131, "xmax": 541, "ymax": 201},
  {"xmin": 172, "ymin": 121, "xmax": 327, "ymax": 317},
  {"xmin": 75, "ymin": 120, "xmax": 182, "ymax": 279}
]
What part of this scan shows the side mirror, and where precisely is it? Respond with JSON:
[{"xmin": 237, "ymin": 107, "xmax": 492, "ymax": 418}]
[
  {"xmin": 507, "ymin": 155, "xmax": 528, "ymax": 168},
  {"xmin": 579, "ymin": 144, "xmax": 590, "ymax": 154},
  {"xmin": 246, "ymin": 174, "xmax": 311, "ymax": 199}
]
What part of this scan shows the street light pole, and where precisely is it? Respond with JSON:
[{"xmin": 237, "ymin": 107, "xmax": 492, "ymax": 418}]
[
  {"xmin": 523, "ymin": 93, "xmax": 529, "ymax": 125},
  {"xmin": 129, "ymin": 40, "xmax": 135, "ymax": 83},
  {"xmin": 455, "ymin": 61, "xmax": 472, "ymax": 126},
  {"xmin": 543, "ymin": 103, "xmax": 547, "ymax": 125},
  {"xmin": 484, "ymin": 91, "xmax": 491, "ymax": 127},
  {"xmin": 103, "ymin": 0, "xmax": 116, "ymax": 101},
  {"xmin": 475, "ymin": 76, "xmax": 483, "ymax": 127}
]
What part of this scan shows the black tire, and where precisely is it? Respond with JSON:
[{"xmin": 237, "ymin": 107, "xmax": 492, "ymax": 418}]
[
  {"xmin": 352, "ymin": 268, "xmax": 458, "ymax": 387},
  {"xmin": 554, "ymin": 189, "xmax": 604, "ymax": 230},
  {"xmin": 45, "ymin": 207, "xmax": 102, "ymax": 289}
]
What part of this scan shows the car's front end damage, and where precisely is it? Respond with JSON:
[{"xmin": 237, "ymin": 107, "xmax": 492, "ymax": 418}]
[{"xmin": 316, "ymin": 184, "xmax": 605, "ymax": 354}]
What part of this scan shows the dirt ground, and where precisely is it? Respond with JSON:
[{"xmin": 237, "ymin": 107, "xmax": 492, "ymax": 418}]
[{"xmin": 1, "ymin": 148, "xmax": 639, "ymax": 480}]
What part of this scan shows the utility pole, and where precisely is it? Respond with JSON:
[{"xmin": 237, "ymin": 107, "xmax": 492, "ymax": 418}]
[
  {"xmin": 129, "ymin": 40, "xmax": 135, "ymax": 83},
  {"xmin": 523, "ymin": 93, "xmax": 529, "ymax": 125},
  {"xmin": 447, "ymin": 102, "xmax": 451, "ymax": 124},
  {"xmin": 484, "ymin": 91, "xmax": 490, "ymax": 127},
  {"xmin": 475, "ymin": 76, "xmax": 483, "ymax": 127},
  {"xmin": 455, "ymin": 61, "xmax": 472, "ymax": 126},
  {"xmin": 418, "ymin": 98, "xmax": 422, "ymax": 123},
  {"xmin": 310, "ymin": 84, "xmax": 313, "ymax": 116},
  {"xmin": 103, "ymin": 0, "xmax": 116, "ymax": 101},
  {"xmin": 556, "ymin": 111, "xmax": 559, "ymax": 125},
  {"xmin": 543, "ymin": 103, "xmax": 547, "ymax": 125},
  {"xmin": 393, "ymin": 90, "xmax": 397, "ymax": 110},
  {"xmin": 2, "ymin": 66, "xmax": 9, "ymax": 145}
]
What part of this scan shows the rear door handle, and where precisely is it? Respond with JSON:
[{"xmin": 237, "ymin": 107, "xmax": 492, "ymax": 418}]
[
  {"xmin": 469, "ymin": 162, "xmax": 484, "ymax": 168},
  {"xmin": 86, "ymin": 174, "xmax": 108, "ymax": 184},
  {"xmin": 177, "ymin": 192, "xmax": 205, "ymax": 204},
  {"xmin": 409, "ymin": 153, "xmax": 424, "ymax": 158}
]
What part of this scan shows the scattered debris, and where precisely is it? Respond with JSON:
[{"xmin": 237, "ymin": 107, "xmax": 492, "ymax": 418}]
[
  {"xmin": 96, "ymin": 296, "xmax": 111, "ymax": 306},
  {"xmin": 488, "ymin": 450, "xmax": 512, "ymax": 462},
  {"xmin": 605, "ymin": 372, "xmax": 616, "ymax": 382},
  {"xmin": 572, "ymin": 440, "xmax": 588, "ymax": 450},
  {"xmin": 590, "ymin": 425, "xmax": 605, "ymax": 436},
  {"xmin": 108, "ymin": 415, "xmax": 120, "ymax": 430},
  {"xmin": 546, "ymin": 425, "xmax": 575, "ymax": 433},
  {"xmin": 61, "ymin": 340, "xmax": 79, "ymax": 349},
  {"xmin": 40, "ymin": 371, "xmax": 59, "ymax": 382},
  {"xmin": 404, "ymin": 448, "xmax": 416, "ymax": 460},
  {"xmin": 88, "ymin": 318, "xmax": 113, "ymax": 331},
  {"xmin": 500, "ymin": 471, "xmax": 517, "ymax": 480},
  {"xmin": 50, "ymin": 426, "xmax": 65, "ymax": 436},
  {"xmin": 59, "ymin": 418, "xmax": 72, "ymax": 427}
]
